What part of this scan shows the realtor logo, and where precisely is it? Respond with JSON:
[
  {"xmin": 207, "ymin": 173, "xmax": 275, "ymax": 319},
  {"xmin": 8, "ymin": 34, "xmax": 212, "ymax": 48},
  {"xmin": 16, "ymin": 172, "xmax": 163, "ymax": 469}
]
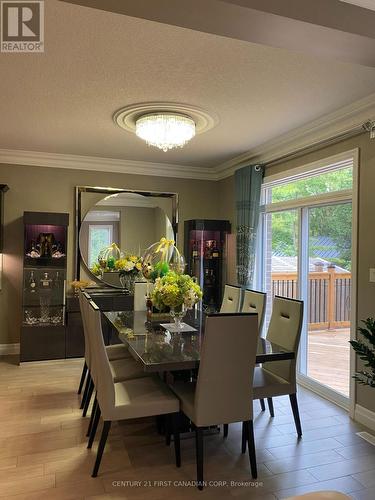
[{"xmin": 1, "ymin": 1, "xmax": 44, "ymax": 52}]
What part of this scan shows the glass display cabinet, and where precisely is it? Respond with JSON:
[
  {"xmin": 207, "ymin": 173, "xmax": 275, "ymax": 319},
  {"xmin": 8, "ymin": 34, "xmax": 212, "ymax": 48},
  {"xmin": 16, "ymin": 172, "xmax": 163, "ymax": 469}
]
[
  {"xmin": 20, "ymin": 212, "xmax": 69, "ymax": 362},
  {"xmin": 184, "ymin": 219, "xmax": 231, "ymax": 312}
]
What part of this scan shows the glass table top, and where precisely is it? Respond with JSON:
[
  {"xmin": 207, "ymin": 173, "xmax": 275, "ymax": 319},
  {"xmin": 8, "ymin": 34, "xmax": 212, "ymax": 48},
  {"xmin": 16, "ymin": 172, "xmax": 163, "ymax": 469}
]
[{"xmin": 103, "ymin": 309, "xmax": 295, "ymax": 372}]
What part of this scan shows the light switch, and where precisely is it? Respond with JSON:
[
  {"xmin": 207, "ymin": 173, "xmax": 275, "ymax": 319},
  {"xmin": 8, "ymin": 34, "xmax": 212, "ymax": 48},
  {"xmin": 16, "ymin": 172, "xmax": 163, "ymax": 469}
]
[{"xmin": 369, "ymin": 268, "xmax": 375, "ymax": 283}]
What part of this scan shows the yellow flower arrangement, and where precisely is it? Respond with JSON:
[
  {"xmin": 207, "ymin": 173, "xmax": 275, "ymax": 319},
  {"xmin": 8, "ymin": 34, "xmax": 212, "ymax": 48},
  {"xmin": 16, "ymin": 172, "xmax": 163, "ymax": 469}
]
[{"xmin": 152, "ymin": 272, "xmax": 202, "ymax": 311}]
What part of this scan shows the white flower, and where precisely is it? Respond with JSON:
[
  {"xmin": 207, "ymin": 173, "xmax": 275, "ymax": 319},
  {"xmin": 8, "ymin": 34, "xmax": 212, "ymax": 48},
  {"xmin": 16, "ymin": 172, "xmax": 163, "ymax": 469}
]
[
  {"xmin": 123, "ymin": 261, "xmax": 135, "ymax": 272},
  {"xmin": 184, "ymin": 289, "xmax": 198, "ymax": 309}
]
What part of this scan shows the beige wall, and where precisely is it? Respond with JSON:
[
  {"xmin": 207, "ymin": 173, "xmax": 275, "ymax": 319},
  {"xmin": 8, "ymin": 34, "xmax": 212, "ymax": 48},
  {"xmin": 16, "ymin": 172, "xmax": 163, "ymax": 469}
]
[
  {"xmin": 219, "ymin": 133, "xmax": 375, "ymax": 413},
  {"xmin": 0, "ymin": 163, "xmax": 220, "ymax": 345}
]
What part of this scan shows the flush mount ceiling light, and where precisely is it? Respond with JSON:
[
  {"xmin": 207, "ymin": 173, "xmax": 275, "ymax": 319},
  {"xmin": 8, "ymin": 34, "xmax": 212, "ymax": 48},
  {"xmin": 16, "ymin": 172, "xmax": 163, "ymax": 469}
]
[
  {"xmin": 135, "ymin": 113, "xmax": 195, "ymax": 152},
  {"xmin": 114, "ymin": 102, "xmax": 218, "ymax": 152}
]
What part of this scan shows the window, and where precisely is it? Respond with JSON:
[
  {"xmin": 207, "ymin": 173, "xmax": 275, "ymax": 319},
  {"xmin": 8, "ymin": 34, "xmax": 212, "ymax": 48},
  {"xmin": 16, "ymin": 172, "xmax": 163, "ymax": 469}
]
[
  {"xmin": 88, "ymin": 225, "xmax": 113, "ymax": 268},
  {"xmin": 270, "ymin": 167, "xmax": 352, "ymax": 203},
  {"xmin": 256, "ymin": 150, "xmax": 358, "ymax": 404}
]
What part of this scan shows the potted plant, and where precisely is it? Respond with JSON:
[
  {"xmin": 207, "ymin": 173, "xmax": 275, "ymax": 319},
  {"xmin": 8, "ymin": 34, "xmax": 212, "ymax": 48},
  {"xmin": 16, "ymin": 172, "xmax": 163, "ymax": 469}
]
[{"xmin": 350, "ymin": 318, "xmax": 375, "ymax": 387}]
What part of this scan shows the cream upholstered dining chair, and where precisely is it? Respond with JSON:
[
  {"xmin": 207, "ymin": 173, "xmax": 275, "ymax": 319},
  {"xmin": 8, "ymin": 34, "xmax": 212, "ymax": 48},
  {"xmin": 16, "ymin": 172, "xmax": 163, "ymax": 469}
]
[
  {"xmin": 78, "ymin": 291, "xmax": 132, "ymax": 397},
  {"xmin": 169, "ymin": 313, "xmax": 259, "ymax": 490},
  {"xmin": 79, "ymin": 292, "xmax": 147, "ymax": 424},
  {"xmin": 219, "ymin": 284, "xmax": 242, "ymax": 313},
  {"xmin": 252, "ymin": 295, "xmax": 304, "ymax": 437},
  {"xmin": 223, "ymin": 288, "xmax": 267, "ymax": 438},
  {"xmin": 241, "ymin": 289, "xmax": 267, "ymax": 332},
  {"xmin": 86, "ymin": 300, "xmax": 180, "ymax": 477},
  {"xmin": 134, "ymin": 282, "xmax": 153, "ymax": 311}
]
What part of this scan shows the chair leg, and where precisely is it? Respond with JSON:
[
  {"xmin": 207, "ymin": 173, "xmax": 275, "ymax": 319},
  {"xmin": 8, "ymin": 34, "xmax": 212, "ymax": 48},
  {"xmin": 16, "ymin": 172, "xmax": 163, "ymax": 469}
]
[
  {"xmin": 80, "ymin": 371, "xmax": 91, "ymax": 409},
  {"xmin": 259, "ymin": 399, "xmax": 265, "ymax": 411},
  {"xmin": 246, "ymin": 420, "xmax": 257, "ymax": 479},
  {"xmin": 195, "ymin": 427, "xmax": 204, "ymax": 490},
  {"xmin": 77, "ymin": 361, "xmax": 87, "ymax": 395},
  {"xmin": 289, "ymin": 393, "xmax": 302, "ymax": 437},
  {"xmin": 87, "ymin": 404, "xmax": 101, "ymax": 449},
  {"xmin": 82, "ymin": 378, "xmax": 94, "ymax": 417},
  {"xmin": 241, "ymin": 421, "xmax": 247, "ymax": 453},
  {"xmin": 86, "ymin": 395, "xmax": 98, "ymax": 437},
  {"xmin": 267, "ymin": 397, "xmax": 275, "ymax": 417},
  {"xmin": 92, "ymin": 420, "xmax": 111, "ymax": 477},
  {"xmin": 223, "ymin": 424, "xmax": 228, "ymax": 438},
  {"xmin": 165, "ymin": 414, "xmax": 171, "ymax": 446},
  {"xmin": 172, "ymin": 413, "xmax": 181, "ymax": 468}
]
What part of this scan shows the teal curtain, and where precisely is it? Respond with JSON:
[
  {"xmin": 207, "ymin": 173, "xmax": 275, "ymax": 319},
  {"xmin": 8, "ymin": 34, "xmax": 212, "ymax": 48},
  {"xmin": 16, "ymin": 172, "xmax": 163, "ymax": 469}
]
[{"xmin": 235, "ymin": 164, "xmax": 264, "ymax": 287}]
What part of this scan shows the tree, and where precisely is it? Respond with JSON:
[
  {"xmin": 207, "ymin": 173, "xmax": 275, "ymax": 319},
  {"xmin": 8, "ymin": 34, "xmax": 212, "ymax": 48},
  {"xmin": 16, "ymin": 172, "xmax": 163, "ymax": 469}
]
[{"xmin": 270, "ymin": 168, "xmax": 352, "ymax": 269}]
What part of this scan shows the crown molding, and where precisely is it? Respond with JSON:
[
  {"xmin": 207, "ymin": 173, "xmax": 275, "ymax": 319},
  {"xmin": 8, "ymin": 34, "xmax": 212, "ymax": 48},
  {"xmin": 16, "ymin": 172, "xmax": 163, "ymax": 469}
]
[
  {"xmin": 0, "ymin": 149, "xmax": 216, "ymax": 181},
  {"xmin": 214, "ymin": 91, "xmax": 375, "ymax": 180},
  {"xmin": 1, "ymin": 92, "xmax": 375, "ymax": 182}
]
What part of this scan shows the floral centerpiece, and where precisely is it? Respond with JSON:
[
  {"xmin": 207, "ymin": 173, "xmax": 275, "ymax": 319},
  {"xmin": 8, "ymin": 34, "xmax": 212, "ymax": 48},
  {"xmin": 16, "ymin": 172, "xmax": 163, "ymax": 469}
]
[
  {"xmin": 151, "ymin": 272, "xmax": 202, "ymax": 330},
  {"xmin": 116, "ymin": 254, "xmax": 143, "ymax": 293},
  {"xmin": 142, "ymin": 238, "xmax": 185, "ymax": 282},
  {"xmin": 90, "ymin": 243, "xmax": 142, "ymax": 293}
]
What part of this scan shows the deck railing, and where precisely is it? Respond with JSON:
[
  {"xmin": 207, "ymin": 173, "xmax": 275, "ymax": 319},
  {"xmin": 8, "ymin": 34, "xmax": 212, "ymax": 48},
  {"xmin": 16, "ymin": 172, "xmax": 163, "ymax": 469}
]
[{"xmin": 271, "ymin": 268, "xmax": 351, "ymax": 329}]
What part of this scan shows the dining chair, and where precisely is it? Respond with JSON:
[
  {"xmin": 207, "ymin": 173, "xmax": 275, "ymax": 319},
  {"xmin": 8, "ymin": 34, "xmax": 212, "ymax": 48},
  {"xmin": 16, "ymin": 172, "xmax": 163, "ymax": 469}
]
[
  {"xmin": 251, "ymin": 295, "xmax": 304, "ymax": 437},
  {"xmin": 223, "ymin": 288, "xmax": 267, "ymax": 438},
  {"xmin": 79, "ymin": 292, "xmax": 148, "ymax": 422},
  {"xmin": 169, "ymin": 313, "xmax": 259, "ymax": 490},
  {"xmin": 219, "ymin": 284, "xmax": 241, "ymax": 313},
  {"xmin": 78, "ymin": 291, "xmax": 132, "ymax": 396},
  {"xmin": 241, "ymin": 289, "xmax": 267, "ymax": 332},
  {"xmin": 134, "ymin": 282, "xmax": 153, "ymax": 311},
  {"xmin": 86, "ymin": 300, "xmax": 181, "ymax": 477}
]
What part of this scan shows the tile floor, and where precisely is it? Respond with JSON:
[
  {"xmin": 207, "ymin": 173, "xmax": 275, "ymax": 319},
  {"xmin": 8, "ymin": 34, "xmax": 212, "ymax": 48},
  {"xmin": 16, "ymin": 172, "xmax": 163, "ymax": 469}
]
[{"xmin": 0, "ymin": 355, "xmax": 375, "ymax": 499}]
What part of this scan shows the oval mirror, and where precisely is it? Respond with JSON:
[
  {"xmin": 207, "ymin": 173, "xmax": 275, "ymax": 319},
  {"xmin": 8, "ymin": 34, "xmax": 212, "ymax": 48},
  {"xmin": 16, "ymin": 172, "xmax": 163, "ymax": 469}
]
[{"xmin": 78, "ymin": 191, "xmax": 175, "ymax": 288}]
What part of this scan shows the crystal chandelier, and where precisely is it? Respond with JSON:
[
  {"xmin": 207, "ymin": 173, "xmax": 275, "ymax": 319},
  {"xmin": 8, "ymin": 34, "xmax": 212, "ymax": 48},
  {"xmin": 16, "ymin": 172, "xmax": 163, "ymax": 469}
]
[{"xmin": 135, "ymin": 113, "xmax": 196, "ymax": 152}]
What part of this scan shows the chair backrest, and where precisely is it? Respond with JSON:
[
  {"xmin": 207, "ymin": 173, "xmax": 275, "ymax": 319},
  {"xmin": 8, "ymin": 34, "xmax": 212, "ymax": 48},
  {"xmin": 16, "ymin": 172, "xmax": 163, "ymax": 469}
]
[
  {"xmin": 241, "ymin": 289, "xmax": 267, "ymax": 332},
  {"xmin": 86, "ymin": 300, "xmax": 115, "ymax": 417},
  {"xmin": 219, "ymin": 285, "xmax": 241, "ymax": 313},
  {"xmin": 134, "ymin": 282, "xmax": 154, "ymax": 311},
  {"xmin": 194, "ymin": 313, "xmax": 258, "ymax": 427},
  {"xmin": 78, "ymin": 291, "xmax": 92, "ymax": 367},
  {"xmin": 264, "ymin": 295, "xmax": 304, "ymax": 384}
]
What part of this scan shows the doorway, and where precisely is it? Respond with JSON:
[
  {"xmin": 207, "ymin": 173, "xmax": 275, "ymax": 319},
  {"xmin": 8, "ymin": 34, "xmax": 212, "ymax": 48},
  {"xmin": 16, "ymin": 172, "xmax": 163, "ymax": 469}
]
[{"xmin": 259, "ymin": 154, "xmax": 357, "ymax": 407}]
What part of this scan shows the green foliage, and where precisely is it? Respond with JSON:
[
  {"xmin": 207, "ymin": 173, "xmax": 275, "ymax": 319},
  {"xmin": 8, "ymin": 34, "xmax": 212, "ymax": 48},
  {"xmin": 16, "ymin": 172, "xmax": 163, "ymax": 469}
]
[
  {"xmin": 349, "ymin": 318, "xmax": 375, "ymax": 388},
  {"xmin": 270, "ymin": 169, "xmax": 352, "ymax": 270}
]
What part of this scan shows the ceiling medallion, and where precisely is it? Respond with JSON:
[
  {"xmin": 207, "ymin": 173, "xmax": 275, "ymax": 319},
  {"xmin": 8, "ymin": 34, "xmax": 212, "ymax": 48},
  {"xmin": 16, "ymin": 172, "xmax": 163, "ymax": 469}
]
[{"xmin": 114, "ymin": 102, "xmax": 218, "ymax": 152}]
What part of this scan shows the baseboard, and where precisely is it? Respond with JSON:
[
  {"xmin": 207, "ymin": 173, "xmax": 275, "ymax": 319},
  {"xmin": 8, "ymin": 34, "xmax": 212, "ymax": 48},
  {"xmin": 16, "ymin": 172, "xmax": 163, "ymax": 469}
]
[
  {"xmin": 354, "ymin": 404, "xmax": 375, "ymax": 432},
  {"xmin": 0, "ymin": 343, "xmax": 20, "ymax": 355}
]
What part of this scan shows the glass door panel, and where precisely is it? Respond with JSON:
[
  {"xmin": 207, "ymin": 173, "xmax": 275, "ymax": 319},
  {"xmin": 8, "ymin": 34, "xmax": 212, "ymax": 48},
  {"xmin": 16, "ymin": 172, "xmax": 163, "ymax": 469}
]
[
  {"xmin": 305, "ymin": 203, "xmax": 352, "ymax": 397},
  {"xmin": 264, "ymin": 210, "xmax": 299, "ymax": 330}
]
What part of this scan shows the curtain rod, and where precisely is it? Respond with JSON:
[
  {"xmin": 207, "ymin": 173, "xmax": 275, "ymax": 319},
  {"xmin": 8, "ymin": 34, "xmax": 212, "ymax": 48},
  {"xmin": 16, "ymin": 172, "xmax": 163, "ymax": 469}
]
[{"xmin": 264, "ymin": 123, "xmax": 369, "ymax": 168}]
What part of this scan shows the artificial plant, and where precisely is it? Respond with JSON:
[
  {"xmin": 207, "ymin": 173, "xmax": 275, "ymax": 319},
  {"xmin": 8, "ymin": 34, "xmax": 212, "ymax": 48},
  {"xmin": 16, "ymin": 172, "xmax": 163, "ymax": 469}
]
[{"xmin": 350, "ymin": 318, "xmax": 375, "ymax": 387}]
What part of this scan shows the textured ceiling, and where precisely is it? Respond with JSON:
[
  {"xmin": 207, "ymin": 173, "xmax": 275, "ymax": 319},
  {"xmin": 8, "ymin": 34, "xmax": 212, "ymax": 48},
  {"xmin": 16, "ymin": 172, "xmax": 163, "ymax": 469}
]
[{"xmin": 1, "ymin": 0, "xmax": 375, "ymax": 168}]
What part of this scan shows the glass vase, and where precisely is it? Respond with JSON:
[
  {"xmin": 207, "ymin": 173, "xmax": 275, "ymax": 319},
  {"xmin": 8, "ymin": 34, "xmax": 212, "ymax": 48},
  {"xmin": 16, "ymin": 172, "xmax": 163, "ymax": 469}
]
[
  {"xmin": 119, "ymin": 273, "xmax": 135, "ymax": 294},
  {"xmin": 170, "ymin": 304, "xmax": 186, "ymax": 331}
]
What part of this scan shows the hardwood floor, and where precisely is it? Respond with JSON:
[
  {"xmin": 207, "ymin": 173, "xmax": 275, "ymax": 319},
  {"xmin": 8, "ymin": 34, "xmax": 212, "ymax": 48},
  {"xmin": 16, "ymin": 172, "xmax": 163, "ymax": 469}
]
[
  {"xmin": 308, "ymin": 328, "xmax": 350, "ymax": 396},
  {"xmin": 1, "ymin": 355, "xmax": 375, "ymax": 499}
]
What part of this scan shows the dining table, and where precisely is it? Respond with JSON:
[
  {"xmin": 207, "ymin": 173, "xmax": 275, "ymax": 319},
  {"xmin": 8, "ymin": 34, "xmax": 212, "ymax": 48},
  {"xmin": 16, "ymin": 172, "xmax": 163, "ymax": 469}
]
[{"xmin": 103, "ymin": 309, "xmax": 295, "ymax": 373}]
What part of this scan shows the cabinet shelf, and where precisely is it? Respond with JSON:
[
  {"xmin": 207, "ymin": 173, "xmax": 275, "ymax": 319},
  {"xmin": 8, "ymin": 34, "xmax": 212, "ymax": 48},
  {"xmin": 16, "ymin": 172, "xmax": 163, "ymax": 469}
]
[
  {"xmin": 20, "ymin": 213, "xmax": 69, "ymax": 362},
  {"xmin": 184, "ymin": 219, "xmax": 230, "ymax": 311}
]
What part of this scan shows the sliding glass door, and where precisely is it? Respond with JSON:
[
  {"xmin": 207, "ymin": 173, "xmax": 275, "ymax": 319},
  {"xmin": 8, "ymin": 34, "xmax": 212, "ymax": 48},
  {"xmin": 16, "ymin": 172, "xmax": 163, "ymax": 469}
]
[
  {"xmin": 303, "ymin": 202, "xmax": 352, "ymax": 397},
  {"xmin": 264, "ymin": 210, "xmax": 299, "ymax": 327},
  {"xmin": 259, "ymin": 159, "xmax": 355, "ymax": 405}
]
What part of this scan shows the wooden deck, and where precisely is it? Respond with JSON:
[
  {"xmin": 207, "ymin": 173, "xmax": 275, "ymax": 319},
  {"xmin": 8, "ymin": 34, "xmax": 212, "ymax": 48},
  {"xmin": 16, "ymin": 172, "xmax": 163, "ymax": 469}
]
[{"xmin": 307, "ymin": 327, "xmax": 350, "ymax": 397}]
